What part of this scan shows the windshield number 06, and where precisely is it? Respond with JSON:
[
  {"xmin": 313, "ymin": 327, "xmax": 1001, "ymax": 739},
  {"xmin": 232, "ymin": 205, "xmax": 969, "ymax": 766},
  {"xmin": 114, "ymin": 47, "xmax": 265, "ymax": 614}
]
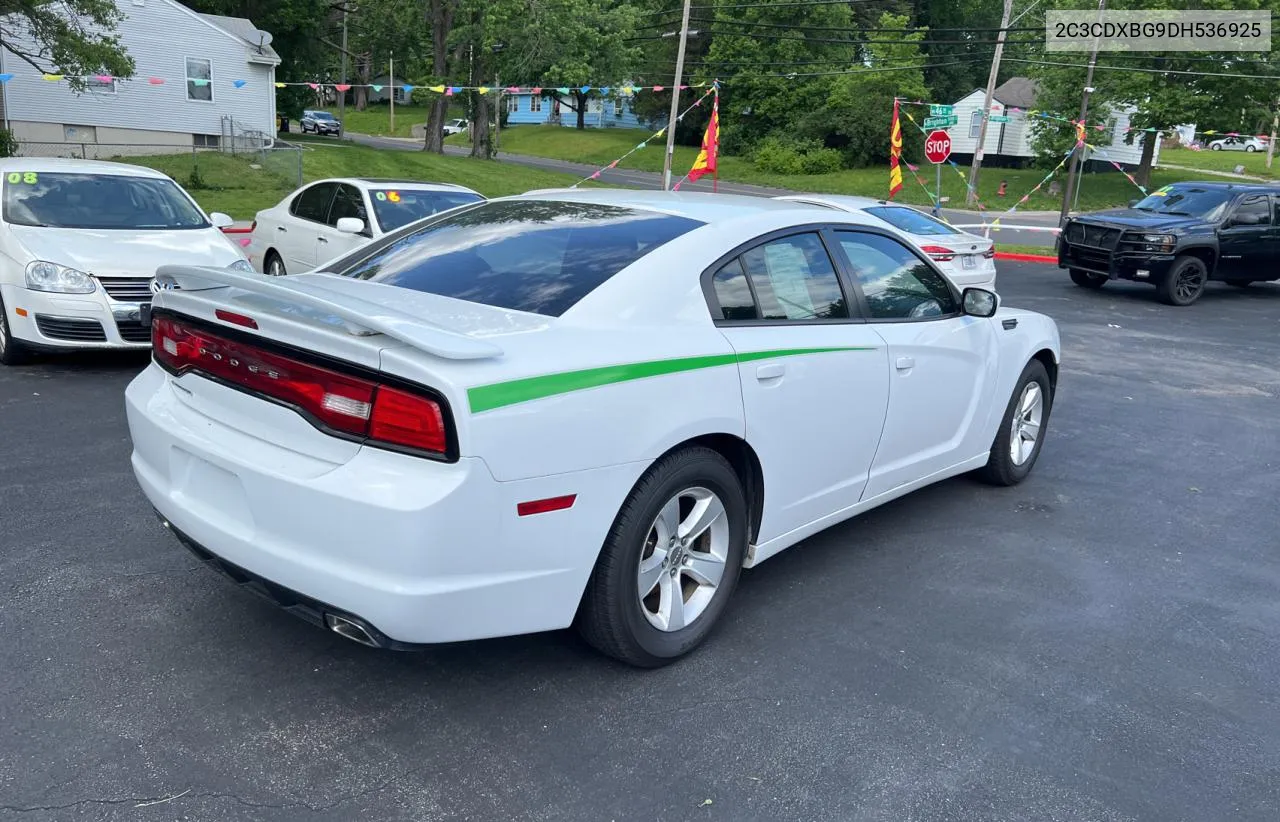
[{"xmin": 6, "ymin": 172, "xmax": 38, "ymax": 185}]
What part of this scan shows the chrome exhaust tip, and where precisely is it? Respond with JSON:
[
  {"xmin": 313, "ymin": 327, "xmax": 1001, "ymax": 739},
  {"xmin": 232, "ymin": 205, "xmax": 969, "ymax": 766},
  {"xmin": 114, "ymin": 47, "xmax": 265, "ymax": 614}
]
[{"xmin": 325, "ymin": 613, "xmax": 381, "ymax": 648}]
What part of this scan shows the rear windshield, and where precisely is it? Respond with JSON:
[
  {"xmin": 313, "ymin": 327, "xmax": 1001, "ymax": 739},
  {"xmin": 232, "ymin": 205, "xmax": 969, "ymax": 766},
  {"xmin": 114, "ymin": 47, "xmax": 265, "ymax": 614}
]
[
  {"xmin": 3, "ymin": 172, "xmax": 209, "ymax": 230},
  {"xmin": 863, "ymin": 206, "xmax": 960, "ymax": 236},
  {"xmin": 369, "ymin": 189, "xmax": 484, "ymax": 232},
  {"xmin": 335, "ymin": 200, "xmax": 703, "ymax": 316}
]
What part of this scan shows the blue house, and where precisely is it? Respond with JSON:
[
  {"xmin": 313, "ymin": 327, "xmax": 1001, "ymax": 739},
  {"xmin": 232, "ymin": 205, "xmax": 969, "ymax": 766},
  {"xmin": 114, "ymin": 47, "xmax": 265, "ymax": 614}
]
[{"xmin": 504, "ymin": 90, "xmax": 644, "ymax": 130}]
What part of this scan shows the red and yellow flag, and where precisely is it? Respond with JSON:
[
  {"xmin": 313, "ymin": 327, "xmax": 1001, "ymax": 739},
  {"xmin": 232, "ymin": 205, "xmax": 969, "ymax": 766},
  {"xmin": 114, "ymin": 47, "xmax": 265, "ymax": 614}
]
[
  {"xmin": 688, "ymin": 95, "xmax": 720, "ymax": 185},
  {"xmin": 889, "ymin": 98, "xmax": 904, "ymax": 199}
]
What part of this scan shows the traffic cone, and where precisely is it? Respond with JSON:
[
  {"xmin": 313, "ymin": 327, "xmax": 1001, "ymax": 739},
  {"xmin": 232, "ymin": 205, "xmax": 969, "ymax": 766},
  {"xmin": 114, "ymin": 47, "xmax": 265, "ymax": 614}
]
[{"xmin": 997, "ymin": 180, "xmax": 1008, "ymax": 197}]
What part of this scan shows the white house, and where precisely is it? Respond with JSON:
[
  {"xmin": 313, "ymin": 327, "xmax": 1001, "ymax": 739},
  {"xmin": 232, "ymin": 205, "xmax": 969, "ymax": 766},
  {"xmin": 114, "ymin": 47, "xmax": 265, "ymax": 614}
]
[
  {"xmin": 0, "ymin": 0, "xmax": 279, "ymax": 154},
  {"xmin": 944, "ymin": 77, "xmax": 1159, "ymax": 168}
]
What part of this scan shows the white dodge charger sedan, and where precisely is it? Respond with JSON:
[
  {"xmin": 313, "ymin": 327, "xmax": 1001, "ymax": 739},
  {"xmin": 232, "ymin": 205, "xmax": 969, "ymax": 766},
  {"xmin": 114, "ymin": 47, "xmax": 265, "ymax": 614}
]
[
  {"xmin": 776, "ymin": 194, "xmax": 998, "ymax": 292},
  {"xmin": 126, "ymin": 190, "xmax": 1060, "ymax": 666},
  {"xmin": 0, "ymin": 158, "xmax": 250, "ymax": 365},
  {"xmin": 245, "ymin": 177, "xmax": 484, "ymax": 276}
]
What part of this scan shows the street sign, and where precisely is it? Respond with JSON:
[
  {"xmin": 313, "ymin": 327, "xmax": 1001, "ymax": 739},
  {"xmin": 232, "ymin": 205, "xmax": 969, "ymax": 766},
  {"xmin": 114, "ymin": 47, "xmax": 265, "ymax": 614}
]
[
  {"xmin": 924, "ymin": 129, "xmax": 952, "ymax": 164},
  {"xmin": 929, "ymin": 104, "xmax": 953, "ymax": 116},
  {"xmin": 923, "ymin": 115, "xmax": 959, "ymax": 129},
  {"xmin": 989, "ymin": 115, "xmax": 1010, "ymax": 124}
]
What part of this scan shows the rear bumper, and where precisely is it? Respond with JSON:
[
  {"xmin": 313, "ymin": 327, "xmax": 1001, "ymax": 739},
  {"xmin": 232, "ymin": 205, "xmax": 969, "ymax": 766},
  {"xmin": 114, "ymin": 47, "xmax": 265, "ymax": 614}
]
[
  {"xmin": 1, "ymin": 282, "xmax": 151, "ymax": 350},
  {"xmin": 125, "ymin": 364, "xmax": 641, "ymax": 646}
]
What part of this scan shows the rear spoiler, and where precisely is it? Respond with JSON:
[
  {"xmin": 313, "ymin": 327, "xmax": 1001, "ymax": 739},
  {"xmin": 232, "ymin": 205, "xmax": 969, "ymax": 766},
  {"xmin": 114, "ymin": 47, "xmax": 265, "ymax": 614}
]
[{"xmin": 154, "ymin": 265, "xmax": 503, "ymax": 361}]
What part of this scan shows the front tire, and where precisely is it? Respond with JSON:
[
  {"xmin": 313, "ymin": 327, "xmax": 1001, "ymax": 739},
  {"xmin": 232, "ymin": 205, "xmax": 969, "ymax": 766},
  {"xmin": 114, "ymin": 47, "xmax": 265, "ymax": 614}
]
[
  {"xmin": 1246, "ymin": 145, "xmax": 1257, "ymax": 152},
  {"xmin": 0, "ymin": 295, "xmax": 31, "ymax": 366},
  {"xmin": 1069, "ymin": 268, "xmax": 1107, "ymax": 289},
  {"xmin": 577, "ymin": 447, "xmax": 748, "ymax": 667},
  {"xmin": 1156, "ymin": 255, "xmax": 1208, "ymax": 306},
  {"xmin": 978, "ymin": 360, "xmax": 1053, "ymax": 487},
  {"xmin": 1211, "ymin": 144, "xmax": 1222, "ymax": 150}
]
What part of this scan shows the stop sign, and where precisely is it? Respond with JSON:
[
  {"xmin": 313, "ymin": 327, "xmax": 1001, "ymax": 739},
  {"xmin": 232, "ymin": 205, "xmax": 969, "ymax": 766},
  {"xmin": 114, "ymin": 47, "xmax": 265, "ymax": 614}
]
[{"xmin": 924, "ymin": 129, "xmax": 952, "ymax": 164}]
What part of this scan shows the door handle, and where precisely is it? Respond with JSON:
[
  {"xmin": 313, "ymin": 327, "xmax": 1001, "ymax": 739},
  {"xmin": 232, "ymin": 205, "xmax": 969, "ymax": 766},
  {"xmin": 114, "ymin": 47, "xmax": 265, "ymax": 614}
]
[
  {"xmin": 756, "ymin": 363, "xmax": 785, "ymax": 381},
  {"xmin": 317, "ymin": 236, "xmax": 328, "ymax": 243},
  {"xmin": 276, "ymin": 225, "xmax": 287, "ymax": 232},
  {"xmin": 895, "ymin": 356, "xmax": 915, "ymax": 371}
]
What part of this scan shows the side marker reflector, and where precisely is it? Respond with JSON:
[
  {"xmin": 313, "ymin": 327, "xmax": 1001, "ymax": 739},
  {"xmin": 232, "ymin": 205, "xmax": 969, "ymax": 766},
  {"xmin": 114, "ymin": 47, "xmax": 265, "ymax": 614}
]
[
  {"xmin": 14, "ymin": 307, "xmax": 28, "ymax": 317},
  {"xmin": 517, "ymin": 494, "xmax": 577, "ymax": 517}
]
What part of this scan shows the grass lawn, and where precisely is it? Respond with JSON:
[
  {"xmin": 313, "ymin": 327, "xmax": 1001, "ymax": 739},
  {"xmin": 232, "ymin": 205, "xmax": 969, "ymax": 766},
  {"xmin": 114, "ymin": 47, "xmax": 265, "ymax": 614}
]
[
  {"xmin": 476, "ymin": 125, "xmax": 1267, "ymax": 212},
  {"xmin": 319, "ymin": 104, "xmax": 465, "ymax": 139},
  {"xmin": 1156, "ymin": 145, "xmax": 1280, "ymax": 180},
  {"xmin": 118, "ymin": 141, "xmax": 592, "ymax": 220}
]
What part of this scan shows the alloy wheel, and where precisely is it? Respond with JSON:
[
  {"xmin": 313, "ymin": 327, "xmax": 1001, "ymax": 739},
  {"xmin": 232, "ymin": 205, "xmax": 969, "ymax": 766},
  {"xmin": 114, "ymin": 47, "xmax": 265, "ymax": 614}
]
[
  {"xmin": 1175, "ymin": 266, "xmax": 1205, "ymax": 303},
  {"xmin": 1009, "ymin": 382, "xmax": 1044, "ymax": 466},
  {"xmin": 637, "ymin": 486, "xmax": 730, "ymax": 632}
]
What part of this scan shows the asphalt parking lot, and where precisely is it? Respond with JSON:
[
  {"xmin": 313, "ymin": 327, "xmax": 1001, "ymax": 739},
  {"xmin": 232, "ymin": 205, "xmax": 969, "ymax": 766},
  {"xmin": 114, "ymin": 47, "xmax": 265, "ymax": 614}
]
[{"xmin": 3, "ymin": 261, "xmax": 1279, "ymax": 822}]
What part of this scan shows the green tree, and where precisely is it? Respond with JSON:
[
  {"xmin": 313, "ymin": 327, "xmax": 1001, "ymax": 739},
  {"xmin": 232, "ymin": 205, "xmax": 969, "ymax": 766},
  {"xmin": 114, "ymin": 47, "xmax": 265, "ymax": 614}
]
[{"xmin": 0, "ymin": 0, "xmax": 134, "ymax": 88}]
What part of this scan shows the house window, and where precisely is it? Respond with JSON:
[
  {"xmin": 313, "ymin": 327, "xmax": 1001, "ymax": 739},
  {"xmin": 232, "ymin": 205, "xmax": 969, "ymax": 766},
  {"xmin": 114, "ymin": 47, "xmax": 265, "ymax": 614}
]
[
  {"xmin": 186, "ymin": 57, "xmax": 213, "ymax": 102},
  {"xmin": 506, "ymin": 95, "xmax": 520, "ymax": 114},
  {"xmin": 392, "ymin": 87, "xmax": 405, "ymax": 103},
  {"xmin": 530, "ymin": 95, "xmax": 542, "ymax": 113},
  {"xmin": 614, "ymin": 100, "xmax": 623, "ymax": 117},
  {"xmin": 588, "ymin": 98, "xmax": 602, "ymax": 114},
  {"xmin": 87, "ymin": 76, "xmax": 116, "ymax": 94},
  {"xmin": 969, "ymin": 111, "xmax": 982, "ymax": 139},
  {"xmin": 193, "ymin": 134, "xmax": 220, "ymax": 148}
]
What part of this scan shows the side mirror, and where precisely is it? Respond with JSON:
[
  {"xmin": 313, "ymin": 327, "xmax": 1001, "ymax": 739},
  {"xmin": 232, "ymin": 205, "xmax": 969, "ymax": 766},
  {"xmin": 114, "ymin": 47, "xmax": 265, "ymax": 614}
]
[
  {"xmin": 962, "ymin": 287, "xmax": 998, "ymax": 318},
  {"xmin": 336, "ymin": 217, "xmax": 365, "ymax": 235},
  {"xmin": 209, "ymin": 212, "xmax": 234, "ymax": 228}
]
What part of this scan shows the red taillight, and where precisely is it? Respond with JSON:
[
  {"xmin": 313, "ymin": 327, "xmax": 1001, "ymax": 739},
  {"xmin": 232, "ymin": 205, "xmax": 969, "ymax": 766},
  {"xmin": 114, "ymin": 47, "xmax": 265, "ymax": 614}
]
[
  {"xmin": 215, "ymin": 309, "xmax": 259, "ymax": 329},
  {"xmin": 919, "ymin": 245, "xmax": 956, "ymax": 262},
  {"xmin": 152, "ymin": 314, "xmax": 449, "ymax": 456},
  {"xmin": 982, "ymin": 246, "xmax": 996, "ymax": 259}
]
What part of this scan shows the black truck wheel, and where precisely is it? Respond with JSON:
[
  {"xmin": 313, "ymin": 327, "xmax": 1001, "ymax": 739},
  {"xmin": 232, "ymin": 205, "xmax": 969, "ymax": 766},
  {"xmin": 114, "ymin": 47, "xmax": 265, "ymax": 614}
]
[
  {"xmin": 1156, "ymin": 256, "xmax": 1208, "ymax": 306},
  {"xmin": 1069, "ymin": 269, "xmax": 1107, "ymax": 289}
]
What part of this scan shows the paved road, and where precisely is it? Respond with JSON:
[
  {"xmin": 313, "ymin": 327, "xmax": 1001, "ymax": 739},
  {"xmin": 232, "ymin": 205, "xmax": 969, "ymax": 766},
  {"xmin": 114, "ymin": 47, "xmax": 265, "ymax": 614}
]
[
  {"xmin": 347, "ymin": 132, "xmax": 1062, "ymax": 248},
  {"xmin": 4, "ymin": 264, "xmax": 1280, "ymax": 820}
]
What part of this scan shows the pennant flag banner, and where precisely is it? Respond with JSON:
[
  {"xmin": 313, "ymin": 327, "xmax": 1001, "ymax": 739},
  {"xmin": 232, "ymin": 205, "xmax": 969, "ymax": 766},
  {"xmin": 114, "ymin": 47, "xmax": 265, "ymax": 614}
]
[{"xmin": 888, "ymin": 98, "xmax": 904, "ymax": 200}]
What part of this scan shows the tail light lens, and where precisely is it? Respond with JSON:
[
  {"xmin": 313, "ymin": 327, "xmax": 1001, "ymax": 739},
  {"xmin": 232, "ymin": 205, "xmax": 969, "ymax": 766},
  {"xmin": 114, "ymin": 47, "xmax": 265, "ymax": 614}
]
[
  {"xmin": 151, "ymin": 314, "xmax": 451, "ymax": 458},
  {"xmin": 249, "ymin": 220, "xmax": 257, "ymax": 233},
  {"xmin": 982, "ymin": 246, "xmax": 996, "ymax": 259},
  {"xmin": 919, "ymin": 245, "xmax": 956, "ymax": 262}
]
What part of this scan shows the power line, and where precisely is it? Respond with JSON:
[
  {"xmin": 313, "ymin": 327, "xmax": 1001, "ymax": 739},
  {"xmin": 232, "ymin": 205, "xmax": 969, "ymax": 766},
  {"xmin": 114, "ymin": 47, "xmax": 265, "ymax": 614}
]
[
  {"xmin": 637, "ymin": 18, "xmax": 1042, "ymax": 34},
  {"xmin": 629, "ymin": 30, "xmax": 1044, "ymax": 46},
  {"xmin": 639, "ymin": 57, "xmax": 991, "ymax": 78},
  {"xmin": 653, "ymin": 0, "xmax": 899, "ymax": 13},
  {"xmin": 1004, "ymin": 57, "xmax": 1280, "ymax": 80}
]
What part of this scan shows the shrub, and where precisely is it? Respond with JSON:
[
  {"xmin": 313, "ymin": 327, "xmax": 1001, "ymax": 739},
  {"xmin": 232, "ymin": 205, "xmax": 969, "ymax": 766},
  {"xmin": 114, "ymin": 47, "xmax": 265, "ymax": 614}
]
[
  {"xmin": 753, "ymin": 137, "xmax": 845, "ymax": 175},
  {"xmin": 0, "ymin": 129, "xmax": 18, "ymax": 158},
  {"xmin": 801, "ymin": 147, "xmax": 843, "ymax": 174}
]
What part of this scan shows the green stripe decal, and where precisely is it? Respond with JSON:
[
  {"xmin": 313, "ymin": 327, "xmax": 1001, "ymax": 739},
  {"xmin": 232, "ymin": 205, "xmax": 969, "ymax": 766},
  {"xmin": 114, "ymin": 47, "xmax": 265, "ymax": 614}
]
[{"xmin": 466, "ymin": 346, "xmax": 875, "ymax": 414}]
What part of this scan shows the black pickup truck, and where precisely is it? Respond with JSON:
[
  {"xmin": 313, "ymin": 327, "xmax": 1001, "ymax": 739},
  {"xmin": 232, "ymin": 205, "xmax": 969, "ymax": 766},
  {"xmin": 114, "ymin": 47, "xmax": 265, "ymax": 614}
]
[{"xmin": 1058, "ymin": 182, "xmax": 1280, "ymax": 306}]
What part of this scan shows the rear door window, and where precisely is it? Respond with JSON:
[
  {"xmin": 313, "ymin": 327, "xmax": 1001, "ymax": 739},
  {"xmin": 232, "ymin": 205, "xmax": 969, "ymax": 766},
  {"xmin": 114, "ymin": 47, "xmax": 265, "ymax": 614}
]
[
  {"xmin": 291, "ymin": 183, "xmax": 336, "ymax": 223},
  {"xmin": 335, "ymin": 200, "xmax": 703, "ymax": 316}
]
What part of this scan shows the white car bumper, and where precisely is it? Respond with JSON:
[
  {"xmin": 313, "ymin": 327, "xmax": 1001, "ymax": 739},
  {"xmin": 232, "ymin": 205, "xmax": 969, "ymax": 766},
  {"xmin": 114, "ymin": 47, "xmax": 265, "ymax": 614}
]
[
  {"xmin": 1, "ymin": 282, "xmax": 151, "ymax": 350},
  {"xmin": 125, "ymin": 364, "xmax": 638, "ymax": 646},
  {"xmin": 938, "ymin": 258, "xmax": 998, "ymax": 291}
]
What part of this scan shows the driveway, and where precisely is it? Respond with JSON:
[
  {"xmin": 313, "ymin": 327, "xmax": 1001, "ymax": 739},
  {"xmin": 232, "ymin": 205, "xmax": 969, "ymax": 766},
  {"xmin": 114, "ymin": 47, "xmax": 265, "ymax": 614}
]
[{"xmin": 2, "ymin": 263, "xmax": 1279, "ymax": 820}]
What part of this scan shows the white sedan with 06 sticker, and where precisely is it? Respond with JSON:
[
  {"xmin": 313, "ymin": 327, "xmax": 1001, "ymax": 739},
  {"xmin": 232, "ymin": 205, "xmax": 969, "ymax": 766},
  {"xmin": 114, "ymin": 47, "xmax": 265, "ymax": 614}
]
[{"xmin": 126, "ymin": 189, "xmax": 1060, "ymax": 667}]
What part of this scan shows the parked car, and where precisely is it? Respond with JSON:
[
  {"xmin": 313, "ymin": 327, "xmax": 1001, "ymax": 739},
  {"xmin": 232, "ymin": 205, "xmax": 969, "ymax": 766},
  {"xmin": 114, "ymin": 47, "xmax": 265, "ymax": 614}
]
[
  {"xmin": 300, "ymin": 110, "xmax": 342, "ymax": 136},
  {"xmin": 245, "ymin": 178, "xmax": 485, "ymax": 276},
  {"xmin": 1208, "ymin": 136, "xmax": 1266, "ymax": 152},
  {"xmin": 0, "ymin": 158, "xmax": 249, "ymax": 365},
  {"xmin": 774, "ymin": 194, "xmax": 997, "ymax": 291},
  {"xmin": 1058, "ymin": 181, "xmax": 1280, "ymax": 306},
  {"xmin": 127, "ymin": 189, "xmax": 1061, "ymax": 666},
  {"xmin": 442, "ymin": 118, "xmax": 468, "ymax": 137}
]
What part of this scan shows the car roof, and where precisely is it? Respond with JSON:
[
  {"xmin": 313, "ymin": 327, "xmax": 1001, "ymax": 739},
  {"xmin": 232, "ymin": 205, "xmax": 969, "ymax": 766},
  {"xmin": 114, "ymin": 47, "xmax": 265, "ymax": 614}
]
[
  {"xmin": 775, "ymin": 193, "xmax": 890, "ymax": 211},
  {"xmin": 307, "ymin": 177, "xmax": 482, "ymax": 194},
  {"xmin": 1162, "ymin": 180, "xmax": 1280, "ymax": 193},
  {"xmin": 514, "ymin": 188, "xmax": 847, "ymax": 223},
  {"xmin": 0, "ymin": 157, "xmax": 171, "ymax": 179}
]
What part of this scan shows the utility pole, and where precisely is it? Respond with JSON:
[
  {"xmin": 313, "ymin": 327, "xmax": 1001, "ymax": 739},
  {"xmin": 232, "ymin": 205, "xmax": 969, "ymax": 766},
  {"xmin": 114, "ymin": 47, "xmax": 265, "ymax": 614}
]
[
  {"xmin": 967, "ymin": 0, "xmax": 1013, "ymax": 204},
  {"xmin": 1267, "ymin": 95, "xmax": 1278, "ymax": 170},
  {"xmin": 661, "ymin": 0, "xmax": 693, "ymax": 191},
  {"xmin": 389, "ymin": 53, "xmax": 395, "ymax": 135},
  {"xmin": 494, "ymin": 72, "xmax": 500, "ymax": 156},
  {"xmin": 1059, "ymin": 0, "xmax": 1106, "ymax": 226},
  {"xmin": 338, "ymin": 3, "xmax": 348, "ymax": 137}
]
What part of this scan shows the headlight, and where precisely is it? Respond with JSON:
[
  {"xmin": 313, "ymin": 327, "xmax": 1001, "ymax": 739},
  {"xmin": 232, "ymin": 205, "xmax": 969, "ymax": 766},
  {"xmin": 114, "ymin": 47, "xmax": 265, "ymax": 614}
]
[
  {"xmin": 1141, "ymin": 234, "xmax": 1175, "ymax": 244},
  {"xmin": 25, "ymin": 261, "xmax": 96, "ymax": 294},
  {"xmin": 227, "ymin": 259, "xmax": 254, "ymax": 272}
]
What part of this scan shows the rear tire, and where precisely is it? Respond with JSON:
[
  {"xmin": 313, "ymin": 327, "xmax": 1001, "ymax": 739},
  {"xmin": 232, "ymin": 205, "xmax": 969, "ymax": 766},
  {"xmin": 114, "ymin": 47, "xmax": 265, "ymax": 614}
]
[
  {"xmin": 0, "ymin": 295, "xmax": 31, "ymax": 366},
  {"xmin": 978, "ymin": 360, "xmax": 1053, "ymax": 487},
  {"xmin": 1246, "ymin": 145, "xmax": 1257, "ymax": 152},
  {"xmin": 1156, "ymin": 255, "xmax": 1208, "ymax": 306},
  {"xmin": 577, "ymin": 447, "xmax": 748, "ymax": 667},
  {"xmin": 264, "ymin": 251, "xmax": 287, "ymax": 277},
  {"xmin": 1069, "ymin": 268, "xmax": 1107, "ymax": 289}
]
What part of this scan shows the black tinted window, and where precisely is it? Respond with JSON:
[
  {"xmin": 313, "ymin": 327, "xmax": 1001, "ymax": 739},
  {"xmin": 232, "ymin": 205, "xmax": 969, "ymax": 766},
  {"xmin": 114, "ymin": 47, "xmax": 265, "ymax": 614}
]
[
  {"xmin": 1232, "ymin": 195, "xmax": 1271, "ymax": 225},
  {"xmin": 837, "ymin": 231, "xmax": 958, "ymax": 320},
  {"xmin": 369, "ymin": 189, "xmax": 484, "ymax": 232},
  {"xmin": 337, "ymin": 200, "xmax": 702, "ymax": 316},
  {"xmin": 740, "ymin": 233, "xmax": 848, "ymax": 321},
  {"xmin": 328, "ymin": 184, "xmax": 366, "ymax": 226},
  {"xmin": 292, "ymin": 183, "xmax": 335, "ymax": 222},
  {"xmin": 864, "ymin": 206, "xmax": 960, "ymax": 236},
  {"xmin": 711, "ymin": 258, "xmax": 757, "ymax": 320}
]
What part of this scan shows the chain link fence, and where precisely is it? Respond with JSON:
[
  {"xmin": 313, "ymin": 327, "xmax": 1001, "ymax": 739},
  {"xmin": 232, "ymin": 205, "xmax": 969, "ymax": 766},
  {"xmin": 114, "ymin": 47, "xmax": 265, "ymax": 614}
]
[{"xmin": 13, "ymin": 141, "xmax": 304, "ymax": 189}]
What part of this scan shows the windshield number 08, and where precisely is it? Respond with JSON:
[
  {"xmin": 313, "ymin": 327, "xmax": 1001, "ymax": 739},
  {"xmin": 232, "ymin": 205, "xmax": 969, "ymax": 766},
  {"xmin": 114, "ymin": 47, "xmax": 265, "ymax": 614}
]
[{"xmin": 6, "ymin": 172, "xmax": 38, "ymax": 185}]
